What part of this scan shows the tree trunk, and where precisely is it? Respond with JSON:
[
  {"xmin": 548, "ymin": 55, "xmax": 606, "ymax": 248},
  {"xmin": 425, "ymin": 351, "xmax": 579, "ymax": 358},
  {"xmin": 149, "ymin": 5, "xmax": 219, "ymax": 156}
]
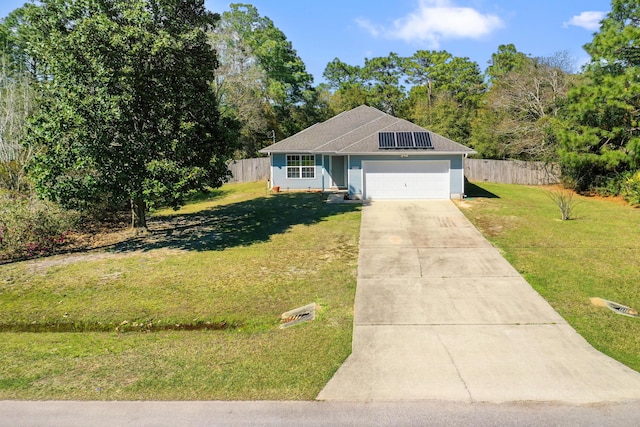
[{"xmin": 131, "ymin": 197, "xmax": 147, "ymax": 232}]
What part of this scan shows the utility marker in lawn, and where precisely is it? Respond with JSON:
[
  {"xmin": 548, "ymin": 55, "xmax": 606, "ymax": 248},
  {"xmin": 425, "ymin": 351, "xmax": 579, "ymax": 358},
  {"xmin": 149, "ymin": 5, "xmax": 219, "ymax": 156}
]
[
  {"xmin": 280, "ymin": 303, "xmax": 316, "ymax": 329},
  {"xmin": 591, "ymin": 298, "xmax": 639, "ymax": 318}
]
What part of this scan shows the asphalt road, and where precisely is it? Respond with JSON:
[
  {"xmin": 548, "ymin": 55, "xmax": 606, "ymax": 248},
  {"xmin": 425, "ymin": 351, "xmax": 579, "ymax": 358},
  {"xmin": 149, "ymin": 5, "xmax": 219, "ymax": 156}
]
[{"xmin": 2, "ymin": 400, "xmax": 640, "ymax": 426}]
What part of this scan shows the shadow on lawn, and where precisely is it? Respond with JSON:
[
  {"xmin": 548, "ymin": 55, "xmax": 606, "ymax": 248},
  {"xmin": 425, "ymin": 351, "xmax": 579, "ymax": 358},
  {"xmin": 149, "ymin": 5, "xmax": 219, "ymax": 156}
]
[
  {"xmin": 109, "ymin": 192, "xmax": 360, "ymax": 253},
  {"xmin": 465, "ymin": 181, "xmax": 500, "ymax": 199}
]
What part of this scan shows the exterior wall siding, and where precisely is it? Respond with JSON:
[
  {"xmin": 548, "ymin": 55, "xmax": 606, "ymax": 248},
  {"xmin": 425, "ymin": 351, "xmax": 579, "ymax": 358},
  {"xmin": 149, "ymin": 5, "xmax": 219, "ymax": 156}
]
[
  {"xmin": 270, "ymin": 153, "xmax": 465, "ymax": 198},
  {"xmin": 271, "ymin": 153, "xmax": 325, "ymax": 190}
]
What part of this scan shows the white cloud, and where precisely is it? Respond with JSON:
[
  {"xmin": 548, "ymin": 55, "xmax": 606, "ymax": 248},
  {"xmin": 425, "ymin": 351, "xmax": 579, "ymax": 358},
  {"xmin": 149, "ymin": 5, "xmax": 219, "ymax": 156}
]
[
  {"xmin": 563, "ymin": 11, "xmax": 606, "ymax": 31},
  {"xmin": 356, "ymin": 18, "xmax": 383, "ymax": 38},
  {"xmin": 358, "ymin": 0, "xmax": 504, "ymax": 48}
]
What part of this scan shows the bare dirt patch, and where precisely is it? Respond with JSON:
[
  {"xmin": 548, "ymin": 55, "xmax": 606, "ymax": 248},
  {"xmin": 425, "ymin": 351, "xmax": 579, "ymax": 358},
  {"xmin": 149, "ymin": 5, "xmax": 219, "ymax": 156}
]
[
  {"xmin": 27, "ymin": 247, "xmax": 184, "ymax": 274},
  {"xmin": 467, "ymin": 213, "xmax": 520, "ymax": 238},
  {"xmin": 27, "ymin": 252, "xmax": 119, "ymax": 273},
  {"xmin": 453, "ymin": 200, "xmax": 474, "ymax": 210}
]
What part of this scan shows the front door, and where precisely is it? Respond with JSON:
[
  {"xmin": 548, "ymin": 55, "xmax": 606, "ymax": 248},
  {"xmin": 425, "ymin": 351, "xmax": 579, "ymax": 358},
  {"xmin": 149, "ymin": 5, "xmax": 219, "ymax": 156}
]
[{"xmin": 330, "ymin": 156, "xmax": 346, "ymax": 189}]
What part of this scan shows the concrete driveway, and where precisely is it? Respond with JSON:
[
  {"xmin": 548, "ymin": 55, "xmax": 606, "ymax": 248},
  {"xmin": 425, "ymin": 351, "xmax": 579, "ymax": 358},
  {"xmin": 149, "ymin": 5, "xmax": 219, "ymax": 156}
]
[{"xmin": 318, "ymin": 200, "xmax": 640, "ymax": 403}]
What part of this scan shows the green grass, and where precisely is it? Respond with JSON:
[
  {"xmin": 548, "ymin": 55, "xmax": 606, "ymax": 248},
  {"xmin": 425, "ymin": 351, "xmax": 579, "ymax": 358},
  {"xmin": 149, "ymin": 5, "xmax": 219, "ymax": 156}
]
[
  {"xmin": 459, "ymin": 182, "xmax": 640, "ymax": 372},
  {"xmin": 0, "ymin": 182, "xmax": 361, "ymax": 399},
  {"xmin": 6, "ymin": 179, "xmax": 637, "ymax": 399}
]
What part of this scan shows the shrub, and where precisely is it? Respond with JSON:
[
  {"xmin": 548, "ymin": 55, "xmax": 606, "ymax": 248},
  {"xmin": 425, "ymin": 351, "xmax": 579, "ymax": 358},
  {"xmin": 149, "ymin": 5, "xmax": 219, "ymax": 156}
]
[
  {"xmin": 0, "ymin": 190, "xmax": 78, "ymax": 260},
  {"xmin": 547, "ymin": 187, "xmax": 580, "ymax": 220},
  {"xmin": 622, "ymin": 170, "xmax": 640, "ymax": 206}
]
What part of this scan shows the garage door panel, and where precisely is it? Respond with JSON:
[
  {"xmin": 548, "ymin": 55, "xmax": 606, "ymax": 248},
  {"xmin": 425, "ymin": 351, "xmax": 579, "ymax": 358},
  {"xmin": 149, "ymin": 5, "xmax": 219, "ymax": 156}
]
[{"xmin": 364, "ymin": 160, "xmax": 450, "ymax": 200}]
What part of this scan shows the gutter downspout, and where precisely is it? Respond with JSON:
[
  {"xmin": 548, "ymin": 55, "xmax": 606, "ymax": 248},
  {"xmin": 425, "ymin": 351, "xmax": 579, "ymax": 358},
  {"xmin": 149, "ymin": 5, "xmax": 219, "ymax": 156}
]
[
  {"xmin": 347, "ymin": 154, "xmax": 351, "ymax": 198},
  {"xmin": 462, "ymin": 153, "xmax": 468, "ymax": 198},
  {"xmin": 269, "ymin": 153, "xmax": 274, "ymax": 189}
]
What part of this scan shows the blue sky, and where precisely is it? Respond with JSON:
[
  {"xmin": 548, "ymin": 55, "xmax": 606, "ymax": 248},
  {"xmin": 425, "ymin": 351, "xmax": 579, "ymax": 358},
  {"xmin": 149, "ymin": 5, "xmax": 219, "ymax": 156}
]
[{"xmin": 2, "ymin": 0, "xmax": 613, "ymax": 83}]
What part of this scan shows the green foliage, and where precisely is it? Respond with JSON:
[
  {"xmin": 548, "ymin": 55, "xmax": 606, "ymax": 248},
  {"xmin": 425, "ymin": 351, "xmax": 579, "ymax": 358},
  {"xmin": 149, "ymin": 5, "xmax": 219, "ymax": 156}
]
[
  {"xmin": 409, "ymin": 89, "xmax": 475, "ymax": 145},
  {"xmin": 485, "ymin": 43, "xmax": 529, "ymax": 83},
  {"xmin": 361, "ymin": 53, "xmax": 407, "ymax": 116},
  {"xmin": 213, "ymin": 3, "xmax": 323, "ymax": 154},
  {"xmin": 22, "ymin": 0, "xmax": 237, "ymax": 229},
  {"xmin": 324, "ymin": 53, "xmax": 409, "ymax": 116},
  {"xmin": 622, "ymin": 170, "xmax": 640, "ymax": 205},
  {"xmin": 323, "ymin": 58, "xmax": 363, "ymax": 89},
  {"xmin": 322, "ymin": 58, "xmax": 370, "ymax": 113},
  {"xmin": 472, "ymin": 49, "xmax": 575, "ymax": 161},
  {"xmin": 0, "ymin": 5, "xmax": 41, "ymax": 78},
  {"xmin": 283, "ymin": 87, "xmax": 334, "ymax": 136},
  {"xmin": 208, "ymin": 16, "xmax": 267, "ymax": 158},
  {"xmin": 405, "ymin": 50, "xmax": 485, "ymax": 108},
  {"xmin": 322, "ymin": 50, "xmax": 485, "ymax": 137},
  {"xmin": 557, "ymin": 0, "xmax": 640, "ymax": 192},
  {"xmin": 225, "ymin": 4, "xmax": 312, "ymax": 104},
  {"xmin": 0, "ymin": 189, "xmax": 77, "ymax": 259},
  {"xmin": 469, "ymin": 107, "xmax": 509, "ymax": 159},
  {"xmin": 404, "ymin": 50, "xmax": 485, "ymax": 144}
]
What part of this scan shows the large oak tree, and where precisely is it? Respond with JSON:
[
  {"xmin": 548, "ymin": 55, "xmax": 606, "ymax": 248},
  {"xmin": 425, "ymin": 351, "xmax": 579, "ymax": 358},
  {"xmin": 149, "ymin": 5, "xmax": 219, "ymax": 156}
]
[{"xmin": 23, "ymin": 0, "xmax": 237, "ymax": 229}]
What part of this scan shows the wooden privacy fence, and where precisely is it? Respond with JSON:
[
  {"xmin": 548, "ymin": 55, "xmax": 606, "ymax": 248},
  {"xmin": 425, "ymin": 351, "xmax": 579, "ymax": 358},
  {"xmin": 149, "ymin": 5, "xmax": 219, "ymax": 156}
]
[
  {"xmin": 226, "ymin": 157, "xmax": 561, "ymax": 186},
  {"xmin": 465, "ymin": 158, "xmax": 560, "ymax": 185},
  {"xmin": 227, "ymin": 157, "xmax": 270, "ymax": 183}
]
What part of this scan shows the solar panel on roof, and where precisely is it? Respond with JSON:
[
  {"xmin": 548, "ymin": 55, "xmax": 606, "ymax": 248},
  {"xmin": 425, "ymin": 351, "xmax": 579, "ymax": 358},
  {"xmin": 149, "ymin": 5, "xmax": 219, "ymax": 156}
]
[
  {"xmin": 377, "ymin": 131, "xmax": 434, "ymax": 150},
  {"xmin": 378, "ymin": 132, "xmax": 396, "ymax": 149},
  {"xmin": 396, "ymin": 132, "xmax": 414, "ymax": 148},
  {"xmin": 413, "ymin": 132, "xmax": 433, "ymax": 149}
]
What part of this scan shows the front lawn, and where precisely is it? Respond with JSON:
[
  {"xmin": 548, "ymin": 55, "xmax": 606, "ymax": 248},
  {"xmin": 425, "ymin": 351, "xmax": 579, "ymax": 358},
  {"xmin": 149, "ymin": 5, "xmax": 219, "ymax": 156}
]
[
  {"xmin": 457, "ymin": 182, "xmax": 640, "ymax": 372},
  {"xmin": 0, "ymin": 182, "xmax": 361, "ymax": 400}
]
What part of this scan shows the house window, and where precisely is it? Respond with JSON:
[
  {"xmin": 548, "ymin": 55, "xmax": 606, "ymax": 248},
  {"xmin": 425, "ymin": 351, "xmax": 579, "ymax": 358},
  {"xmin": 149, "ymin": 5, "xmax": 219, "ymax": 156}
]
[{"xmin": 286, "ymin": 154, "xmax": 315, "ymax": 179}]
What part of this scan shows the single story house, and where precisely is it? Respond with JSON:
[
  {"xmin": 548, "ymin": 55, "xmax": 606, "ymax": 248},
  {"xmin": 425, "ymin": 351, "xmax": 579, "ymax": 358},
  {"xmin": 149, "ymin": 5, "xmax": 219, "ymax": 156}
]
[{"xmin": 259, "ymin": 105, "xmax": 475, "ymax": 200}]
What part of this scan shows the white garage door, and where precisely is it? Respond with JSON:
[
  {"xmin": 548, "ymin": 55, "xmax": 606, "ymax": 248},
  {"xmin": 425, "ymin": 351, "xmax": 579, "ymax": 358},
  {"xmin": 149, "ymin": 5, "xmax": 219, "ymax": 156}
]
[{"xmin": 363, "ymin": 160, "xmax": 450, "ymax": 199}]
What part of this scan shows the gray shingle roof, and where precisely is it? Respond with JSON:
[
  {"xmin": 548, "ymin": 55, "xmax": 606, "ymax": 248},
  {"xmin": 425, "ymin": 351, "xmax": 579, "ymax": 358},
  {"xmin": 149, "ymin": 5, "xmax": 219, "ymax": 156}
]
[{"xmin": 259, "ymin": 105, "xmax": 475, "ymax": 155}]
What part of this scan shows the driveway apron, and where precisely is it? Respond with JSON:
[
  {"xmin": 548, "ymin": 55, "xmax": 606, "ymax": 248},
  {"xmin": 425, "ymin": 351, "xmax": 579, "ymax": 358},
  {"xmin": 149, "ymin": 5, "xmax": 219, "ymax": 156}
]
[{"xmin": 317, "ymin": 200, "xmax": 640, "ymax": 403}]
